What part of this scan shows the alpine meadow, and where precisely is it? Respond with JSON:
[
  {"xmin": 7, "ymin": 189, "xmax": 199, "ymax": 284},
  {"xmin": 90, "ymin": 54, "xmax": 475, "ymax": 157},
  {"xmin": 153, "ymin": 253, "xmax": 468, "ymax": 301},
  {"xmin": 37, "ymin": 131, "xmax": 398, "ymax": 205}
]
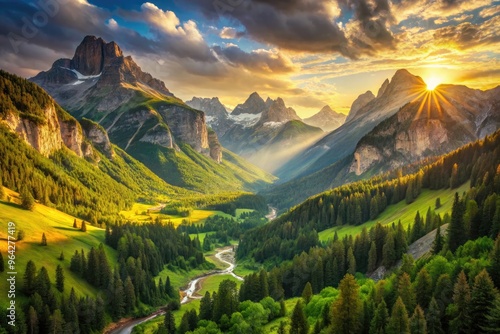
[{"xmin": 1, "ymin": 1, "xmax": 500, "ymax": 334}]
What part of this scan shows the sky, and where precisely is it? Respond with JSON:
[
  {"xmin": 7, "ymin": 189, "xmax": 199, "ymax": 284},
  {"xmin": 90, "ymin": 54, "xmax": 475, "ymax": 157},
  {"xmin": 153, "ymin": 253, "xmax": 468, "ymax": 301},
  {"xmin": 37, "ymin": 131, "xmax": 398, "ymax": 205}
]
[{"xmin": 0, "ymin": 0, "xmax": 499, "ymax": 117}]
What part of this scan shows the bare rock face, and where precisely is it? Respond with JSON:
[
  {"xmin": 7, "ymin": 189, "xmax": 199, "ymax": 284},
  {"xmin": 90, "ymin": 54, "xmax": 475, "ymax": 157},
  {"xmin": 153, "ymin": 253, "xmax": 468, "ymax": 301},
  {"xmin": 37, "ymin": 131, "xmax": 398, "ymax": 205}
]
[
  {"xmin": 59, "ymin": 118, "xmax": 85, "ymax": 157},
  {"xmin": 158, "ymin": 105, "xmax": 209, "ymax": 151},
  {"xmin": 80, "ymin": 118, "xmax": 115, "ymax": 158},
  {"xmin": 208, "ymin": 129, "xmax": 223, "ymax": 163},
  {"xmin": 70, "ymin": 36, "xmax": 123, "ymax": 76},
  {"xmin": 258, "ymin": 97, "xmax": 301, "ymax": 125},
  {"xmin": 232, "ymin": 92, "xmax": 267, "ymax": 115},
  {"xmin": 346, "ymin": 91, "xmax": 375, "ymax": 123},
  {"xmin": 186, "ymin": 97, "xmax": 232, "ymax": 137},
  {"xmin": 139, "ymin": 124, "xmax": 174, "ymax": 149}
]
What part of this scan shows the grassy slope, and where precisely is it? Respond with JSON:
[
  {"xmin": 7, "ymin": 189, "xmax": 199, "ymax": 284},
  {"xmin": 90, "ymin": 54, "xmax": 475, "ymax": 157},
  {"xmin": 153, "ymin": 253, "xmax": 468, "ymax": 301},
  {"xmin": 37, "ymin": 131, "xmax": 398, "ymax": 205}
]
[
  {"xmin": 318, "ymin": 182, "xmax": 470, "ymax": 242},
  {"xmin": 127, "ymin": 143, "xmax": 276, "ymax": 194},
  {"xmin": 0, "ymin": 188, "xmax": 114, "ymax": 307}
]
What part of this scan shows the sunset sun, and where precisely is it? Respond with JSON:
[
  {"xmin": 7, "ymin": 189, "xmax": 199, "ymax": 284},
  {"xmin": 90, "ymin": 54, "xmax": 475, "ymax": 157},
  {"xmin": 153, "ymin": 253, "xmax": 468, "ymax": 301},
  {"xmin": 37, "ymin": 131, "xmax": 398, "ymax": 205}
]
[{"xmin": 426, "ymin": 77, "xmax": 442, "ymax": 90}]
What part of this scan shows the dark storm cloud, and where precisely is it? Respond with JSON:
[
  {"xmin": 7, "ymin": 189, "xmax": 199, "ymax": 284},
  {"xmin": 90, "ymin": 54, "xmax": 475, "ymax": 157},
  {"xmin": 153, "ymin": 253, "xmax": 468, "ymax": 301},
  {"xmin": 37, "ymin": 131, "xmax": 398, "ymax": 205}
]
[
  {"xmin": 180, "ymin": 0, "xmax": 397, "ymax": 58},
  {"xmin": 213, "ymin": 44, "xmax": 295, "ymax": 73}
]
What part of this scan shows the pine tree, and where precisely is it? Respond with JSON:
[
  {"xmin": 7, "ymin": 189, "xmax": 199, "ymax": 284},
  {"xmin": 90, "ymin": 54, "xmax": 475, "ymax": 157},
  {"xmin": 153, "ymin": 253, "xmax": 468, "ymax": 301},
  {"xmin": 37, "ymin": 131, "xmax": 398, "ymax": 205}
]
[
  {"xmin": 490, "ymin": 233, "xmax": 500, "ymax": 287},
  {"xmin": 50, "ymin": 309, "xmax": 65, "ymax": 333},
  {"xmin": 409, "ymin": 305, "xmax": 427, "ymax": 334},
  {"xmin": 370, "ymin": 299, "xmax": 389, "ymax": 334},
  {"xmin": 24, "ymin": 260, "xmax": 37, "ymax": 295},
  {"xmin": 40, "ymin": 233, "xmax": 47, "ymax": 246},
  {"xmin": 470, "ymin": 269, "xmax": 498, "ymax": 333},
  {"xmin": 367, "ymin": 241, "xmax": 377, "ymax": 273},
  {"xmin": 164, "ymin": 308, "xmax": 176, "ymax": 334},
  {"xmin": 331, "ymin": 274, "xmax": 362, "ymax": 334},
  {"xmin": 449, "ymin": 271, "xmax": 471, "ymax": 333},
  {"xmin": 81, "ymin": 220, "xmax": 87, "ymax": 232},
  {"xmin": 95, "ymin": 296, "xmax": 106, "ymax": 331},
  {"xmin": 432, "ymin": 224, "xmax": 443, "ymax": 254},
  {"xmin": 397, "ymin": 273, "xmax": 416, "ymax": 312},
  {"xmin": 58, "ymin": 251, "xmax": 64, "ymax": 261},
  {"xmin": 387, "ymin": 297, "xmax": 410, "ymax": 334},
  {"xmin": 0, "ymin": 252, "xmax": 4, "ymax": 273},
  {"xmin": 435, "ymin": 197, "xmax": 441, "ymax": 209},
  {"xmin": 383, "ymin": 232, "xmax": 396, "ymax": 267},
  {"xmin": 56, "ymin": 265, "xmax": 64, "ymax": 292},
  {"xmin": 73, "ymin": 219, "xmax": 77, "ymax": 228},
  {"xmin": 27, "ymin": 306, "xmax": 38, "ymax": 334},
  {"xmin": 0, "ymin": 177, "xmax": 4, "ymax": 200},
  {"xmin": 411, "ymin": 211, "xmax": 424, "ymax": 243},
  {"xmin": 483, "ymin": 296, "xmax": 500, "ymax": 332},
  {"xmin": 35, "ymin": 266, "xmax": 51, "ymax": 300},
  {"xmin": 448, "ymin": 193, "xmax": 466, "ymax": 252},
  {"xmin": 302, "ymin": 282, "xmax": 313, "ymax": 304},
  {"xmin": 426, "ymin": 298, "xmax": 442, "ymax": 334},
  {"xmin": 414, "ymin": 267, "xmax": 432, "ymax": 309},
  {"xmin": 21, "ymin": 186, "xmax": 35, "ymax": 210},
  {"xmin": 199, "ymin": 292, "xmax": 213, "ymax": 321},
  {"xmin": 124, "ymin": 276, "xmax": 136, "ymax": 312},
  {"xmin": 290, "ymin": 300, "xmax": 308, "ymax": 334},
  {"xmin": 347, "ymin": 247, "xmax": 356, "ymax": 275}
]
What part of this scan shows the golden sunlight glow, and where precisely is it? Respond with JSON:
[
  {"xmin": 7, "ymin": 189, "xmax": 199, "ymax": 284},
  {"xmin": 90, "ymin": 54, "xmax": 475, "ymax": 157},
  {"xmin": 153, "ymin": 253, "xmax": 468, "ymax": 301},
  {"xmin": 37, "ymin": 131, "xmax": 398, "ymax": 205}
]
[{"xmin": 425, "ymin": 76, "xmax": 441, "ymax": 90}]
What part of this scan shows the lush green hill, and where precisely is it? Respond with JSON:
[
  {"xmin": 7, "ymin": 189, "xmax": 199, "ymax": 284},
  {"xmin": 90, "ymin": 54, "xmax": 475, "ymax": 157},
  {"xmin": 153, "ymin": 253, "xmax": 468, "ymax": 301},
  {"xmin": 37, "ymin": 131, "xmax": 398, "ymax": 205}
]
[
  {"xmin": 0, "ymin": 188, "xmax": 114, "ymax": 307},
  {"xmin": 318, "ymin": 182, "xmax": 469, "ymax": 241},
  {"xmin": 127, "ymin": 143, "xmax": 276, "ymax": 193}
]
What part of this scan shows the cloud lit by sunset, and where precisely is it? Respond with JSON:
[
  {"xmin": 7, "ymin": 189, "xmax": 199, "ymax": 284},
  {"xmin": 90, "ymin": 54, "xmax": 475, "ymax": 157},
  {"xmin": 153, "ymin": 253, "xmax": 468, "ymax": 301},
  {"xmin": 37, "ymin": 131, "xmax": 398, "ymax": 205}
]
[{"xmin": 0, "ymin": 0, "xmax": 498, "ymax": 116}]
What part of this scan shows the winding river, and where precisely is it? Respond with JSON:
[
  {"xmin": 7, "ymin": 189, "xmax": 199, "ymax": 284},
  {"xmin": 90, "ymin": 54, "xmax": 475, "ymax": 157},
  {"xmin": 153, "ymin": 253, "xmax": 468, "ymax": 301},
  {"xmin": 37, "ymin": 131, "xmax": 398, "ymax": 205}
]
[{"xmin": 107, "ymin": 247, "xmax": 242, "ymax": 334}]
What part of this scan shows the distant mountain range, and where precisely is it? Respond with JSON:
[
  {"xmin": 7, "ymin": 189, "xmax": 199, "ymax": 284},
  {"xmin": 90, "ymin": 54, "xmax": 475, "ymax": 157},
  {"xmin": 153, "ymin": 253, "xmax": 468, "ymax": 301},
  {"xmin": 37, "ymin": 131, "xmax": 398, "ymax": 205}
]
[
  {"xmin": 187, "ymin": 92, "xmax": 347, "ymax": 172},
  {"xmin": 263, "ymin": 69, "xmax": 500, "ymax": 209},
  {"xmin": 30, "ymin": 35, "xmax": 275, "ymax": 193}
]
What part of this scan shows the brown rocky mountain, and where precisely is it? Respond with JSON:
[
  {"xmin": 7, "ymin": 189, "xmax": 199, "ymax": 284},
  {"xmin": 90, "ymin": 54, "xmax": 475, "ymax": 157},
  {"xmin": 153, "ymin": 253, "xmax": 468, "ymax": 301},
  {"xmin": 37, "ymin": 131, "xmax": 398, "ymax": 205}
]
[
  {"xmin": 303, "ymin": 105, "xmax": 346, "ymax": 132},
  {"xmin": 231, "ymin": 92, "xmax": 267, "ymax": 115},
  {"xmin": 30, "ymin": 36, "xmax": 274, "ymax": 193},
  {"xmin": 346, "ymin": 91, "xmax": 375, "ymax": 123},
  {"xmin": 185, "ymin": 97, "xmax": 232, "ymax": 137}
]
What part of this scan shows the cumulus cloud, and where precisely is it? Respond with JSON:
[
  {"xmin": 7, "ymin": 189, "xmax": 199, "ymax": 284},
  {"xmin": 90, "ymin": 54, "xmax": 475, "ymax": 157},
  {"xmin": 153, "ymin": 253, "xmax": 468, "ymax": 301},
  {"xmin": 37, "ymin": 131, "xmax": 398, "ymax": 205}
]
[
  {"xmin": 213, "ymin": 45, "xmax": 297, "ymax": 73},
  {"xmin": 219, "ymin": 27, "xmax": 245, "ymax": 39},
  {"xmin": 183, "ymin": 0, "xmax": 397, "ymax": 58}
]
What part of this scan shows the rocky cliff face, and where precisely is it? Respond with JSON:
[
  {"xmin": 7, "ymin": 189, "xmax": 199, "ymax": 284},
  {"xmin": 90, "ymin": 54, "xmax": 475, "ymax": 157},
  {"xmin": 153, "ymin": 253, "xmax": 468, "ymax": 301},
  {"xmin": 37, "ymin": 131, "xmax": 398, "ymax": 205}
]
[
  {"xmin": 186, "ymin": 97, "xmax": 232, "ymax": 137},
  {"xmin": 208, "ymin": 129, "xmax": 222, "ymax": 163},
  {"xmin": 1, "ymin": 102, "xmax": 92, "ymax": 159},
  {"xmin": 232, "ymin": 92, "xmax": 267, "ymax": 115},
  {"xmin": 348, "ymin": 84, "xmax": 500, "ymax": 175},
  {"xmin": 303, "ymin": 105, "xmax": 346, "ymax": 132},
  {"xmin": 80, "ymin": 118, "xmax": 115, "ymax": 158}
]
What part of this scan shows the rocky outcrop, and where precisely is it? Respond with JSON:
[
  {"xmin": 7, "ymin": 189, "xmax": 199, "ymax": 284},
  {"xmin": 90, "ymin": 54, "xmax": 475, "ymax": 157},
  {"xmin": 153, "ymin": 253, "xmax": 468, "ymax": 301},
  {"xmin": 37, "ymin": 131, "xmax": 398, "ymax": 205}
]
[
  {"xmin": 158, "ymin": 105, "xmax": 208, "ymax": 152},
  {"xmin": 257, "ymin": 97, "xmax": 301, "ymax": 125},
  {"xmin": 303, "ymin": 105, "xmax": 346, "ymax": 132},
  {"xmin": 80, "ymin": 118, "xmax": 115, "ymax": 158},
  {"xmin": 232, "ymin": 92, "xmax": 267, "ymax": 115},
  {"xmin": 208, "ymin": 129, "xmax": 223, "ymax": 163},
  {"xmin": 59, "ymin": 117, "xmax": 85, "ymax": 157},
  {"xmin": 346, "ymin": 91, "xmax": 375, "ymax": 123}
]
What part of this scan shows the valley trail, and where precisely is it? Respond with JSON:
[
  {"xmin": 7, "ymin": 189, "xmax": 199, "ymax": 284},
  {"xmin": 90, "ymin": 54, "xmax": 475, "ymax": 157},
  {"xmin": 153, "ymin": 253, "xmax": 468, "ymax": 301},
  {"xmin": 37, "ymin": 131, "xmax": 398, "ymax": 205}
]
[{"xmin": 107, "ymin": 247, "xmax": 242, "ymax": 334}]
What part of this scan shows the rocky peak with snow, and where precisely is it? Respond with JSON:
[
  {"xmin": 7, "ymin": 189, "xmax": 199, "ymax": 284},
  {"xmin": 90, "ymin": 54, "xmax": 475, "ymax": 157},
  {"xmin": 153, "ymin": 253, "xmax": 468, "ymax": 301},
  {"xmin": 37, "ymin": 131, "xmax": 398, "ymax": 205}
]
[{"xmin": 257, "ymin": 97, "xmax": 301, "ymax": 126}]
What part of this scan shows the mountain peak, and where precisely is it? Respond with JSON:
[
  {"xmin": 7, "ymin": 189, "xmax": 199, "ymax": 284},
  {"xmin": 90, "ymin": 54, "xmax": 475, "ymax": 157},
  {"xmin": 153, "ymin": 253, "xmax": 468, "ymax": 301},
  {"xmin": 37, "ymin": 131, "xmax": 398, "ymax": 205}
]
[
  {"xmin": 377, "ymin": 79, "xmax": 390, "ymax": 98},
  {"xmin": 303, "ymin": 105, "xmax": 346, "ymax": 132},
  {"xmin": 389, "ymin": 69, "xmax": 425, "ymax": 88},
  {"xmin": 258, "ymin": 97, "xmax": 300, "ymax": 125},
  {"xmin": 346, "ymin": 91, "xmax": 376, "ymax": 123},
  {"xmin": 232, "ymin": 92, "xmax": 267, "ymax": 115},
  {"xmin": 71, "ymin": 35, "xmax": 123, "ymax": 76}
]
